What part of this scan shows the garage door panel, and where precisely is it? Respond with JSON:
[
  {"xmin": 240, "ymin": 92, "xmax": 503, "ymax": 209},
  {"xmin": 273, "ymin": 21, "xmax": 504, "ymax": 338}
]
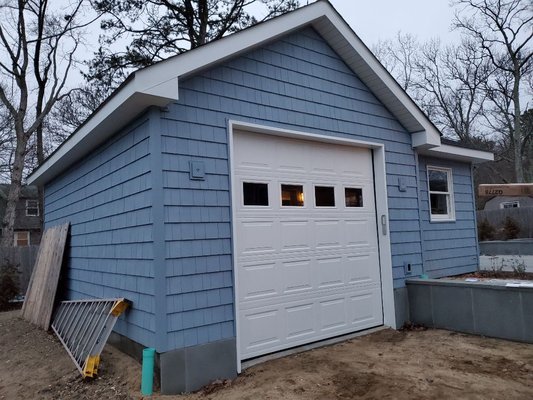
[
  {"xmin": 239, "ymin": 262, "xmax": 278, "ymax": 301},
  {"xmin": 317, "ymin": 257, "xmax": 344, "ymax": 289},
  {"xmin": 240, "ymin": 288, "xmax": 383, "ymax": 357},
  {"xmin": 319, "ymin": 297, "xmax": 347, "ymax": 332},
  {"xmin": 282, "ymin": 259, "xmax": 313, "ymax": 294},
  {"xmin": 345, "ymin": 219, "xmax": 376, "ymax": 247},
  {"xmin": 241, "ymin": 308, "xmax": 281, "ymax": 350},
  {"xmin": 348, "ymin": 289, "xmax": 383, "ymax": 326},
  {"xmin": 285, "ymin": 303, "xmax": 316, "ymax": 340},
  {"xmin": 240, "ymin": 220, "xmax": 277, "ymax": 255},
  {"xmin": 346, "ymin": 254, "xmax": 381, "ymax": 284},
  {"xmin": 315, "ymin": 220, "xmax": 342, "ymax": 249},
  {"xmin": 234, "ymin": 131, "xmax": 384, "ymax": 360},
  {"xmin": 280, "ymin": 220, "xmax": 311, "ymax": 251}
]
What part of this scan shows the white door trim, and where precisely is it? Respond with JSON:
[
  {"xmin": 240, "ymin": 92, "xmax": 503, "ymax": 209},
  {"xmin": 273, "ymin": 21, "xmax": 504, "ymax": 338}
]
[{"xmin": 227, "ymin": 120, "xmax": 396, "ymax": 373}]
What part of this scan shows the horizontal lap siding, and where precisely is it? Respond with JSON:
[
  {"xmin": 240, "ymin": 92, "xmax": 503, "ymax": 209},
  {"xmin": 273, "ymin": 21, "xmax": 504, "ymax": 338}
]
[
  {"xmin": 162, "ymin": 27, "xmax": 421, "ymax": 349},
  {"xmin": 44, "ymin": 117, "xmax": 155, "ymax": 347},
  {"xmin": 419, "ymin": 156, "xmax": 478, "ymax": 277}
]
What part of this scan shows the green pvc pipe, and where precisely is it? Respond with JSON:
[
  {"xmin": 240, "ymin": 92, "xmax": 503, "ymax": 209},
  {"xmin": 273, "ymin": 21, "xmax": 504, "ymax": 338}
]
[{"xmin": 141, "ymin": 347, "xmax": 156, "ymax": 396}]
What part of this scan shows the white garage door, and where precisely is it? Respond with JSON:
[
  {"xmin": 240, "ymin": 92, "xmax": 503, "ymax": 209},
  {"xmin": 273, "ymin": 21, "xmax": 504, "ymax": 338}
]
[{"xmin": 233, "ymin": 130, "xmax": 384, "ymax": 360}]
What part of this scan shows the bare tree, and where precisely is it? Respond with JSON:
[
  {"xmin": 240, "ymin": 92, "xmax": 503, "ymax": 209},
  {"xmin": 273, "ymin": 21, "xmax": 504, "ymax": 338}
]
[
  {"xmin": 0, "ymin": 0, "xmax": 100, "ymax": 246},
  {"xmin": 454, "ymin": 0, "xmax": 532, "ymax": 182},
  {"xmin": 373, "ymin": 32, "xmax": 420, "ymax": 92},
  {"xmin": 373, "ymin": 33, "xmax": 493, "ymax": 143},
  {"xmin": 414, "ymin": 38, "xmax": 493, "ymax": 142}
]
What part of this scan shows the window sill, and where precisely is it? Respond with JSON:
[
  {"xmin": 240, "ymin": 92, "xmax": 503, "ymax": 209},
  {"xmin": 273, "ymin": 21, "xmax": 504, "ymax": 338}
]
[{"xmin": 429, "ymin": 217, "xmax": 456, "ymax": 223}]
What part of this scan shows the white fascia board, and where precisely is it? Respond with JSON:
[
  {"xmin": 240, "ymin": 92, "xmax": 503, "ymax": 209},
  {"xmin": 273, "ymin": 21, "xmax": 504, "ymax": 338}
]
[
  {"xmin": 412, "ymin": 130, "xmax": 441, "ymax": 149},
  {"xmin": 420, "ymin": 144, "xmax": 494, "ymax": 164},
  {"xmin": 27, "ymin": 76, "xmax": 177, "ymax": 186}
]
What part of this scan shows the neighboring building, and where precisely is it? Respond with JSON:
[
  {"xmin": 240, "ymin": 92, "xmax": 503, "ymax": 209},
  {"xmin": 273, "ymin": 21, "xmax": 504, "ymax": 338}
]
[
  {"xmin": 27, "ymin": 2, "xmax": 493, "ymax": 394},
  {"xmin": 0, "ymin": 184, "xmax": 42, "ymax": 246},
  {"xmin": 483, "ymin": 196, "xmax": 533, "ymax": 210}
]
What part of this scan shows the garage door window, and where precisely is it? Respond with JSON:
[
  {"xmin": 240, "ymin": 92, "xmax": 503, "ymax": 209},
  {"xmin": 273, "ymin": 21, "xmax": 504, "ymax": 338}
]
[
  {"xmin": 243, "ymin": 182, "xmax": 269, "ymax": 206},
  {"xmin": 315, "ymin": 186, "xmax": 335, "ymax": 207},
  {"xmin": 345, "ymin": 188, "xmax": 363, "ymax": 207},
  {"xmin": 281, "ymin": 184, "xmax": 304, "ymax": 206}
]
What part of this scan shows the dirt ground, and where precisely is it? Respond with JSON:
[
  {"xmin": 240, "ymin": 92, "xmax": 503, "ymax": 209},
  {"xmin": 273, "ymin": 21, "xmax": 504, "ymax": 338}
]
[
  {"xmin": 456, "ymin": 270, "xmax": 533, "ymax": 281},
  {"xmin": 1, "ymin": 311, "xmax": 533, "ymax": 400}
]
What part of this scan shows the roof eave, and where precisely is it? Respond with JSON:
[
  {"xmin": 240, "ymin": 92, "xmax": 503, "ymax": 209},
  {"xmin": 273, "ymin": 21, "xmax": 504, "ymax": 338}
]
[
  {"xmin": 419, "ymin": 144, "xmax": 494, "ymax": 164},
  {"xmin": 27, "ymin": 76, "xmax": 179, "ymax": 186}
]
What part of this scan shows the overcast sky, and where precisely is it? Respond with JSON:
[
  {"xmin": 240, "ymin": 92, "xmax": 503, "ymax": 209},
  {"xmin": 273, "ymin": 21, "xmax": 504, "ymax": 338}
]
[{"xmin": 327, "ymin": 0, "xmax": 461, "ymax": 45}]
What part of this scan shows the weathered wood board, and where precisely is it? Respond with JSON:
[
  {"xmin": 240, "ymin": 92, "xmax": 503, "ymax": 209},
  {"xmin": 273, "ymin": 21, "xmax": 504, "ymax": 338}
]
[
  {"xmin": 478, "ymin": 184, "xmax": 533, "ymax": 197},
  {"xmin": 21, "ymin": 222, "xmax": 70, "ymax": 330}
]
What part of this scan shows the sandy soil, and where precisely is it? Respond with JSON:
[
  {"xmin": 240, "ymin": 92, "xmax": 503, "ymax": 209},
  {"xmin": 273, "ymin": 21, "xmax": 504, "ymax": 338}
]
[{"xmin": 1, "ymin": 310, "xmax": 533, "ymax": 400}]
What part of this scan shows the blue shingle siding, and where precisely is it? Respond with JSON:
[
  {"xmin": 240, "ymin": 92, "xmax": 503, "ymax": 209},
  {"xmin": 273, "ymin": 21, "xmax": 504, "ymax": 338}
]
[
  {"xmin": 43, "ymin": 116, "xmax": 156, "ymax": 347},
  {"xmin": 43, "ymin": 27, "xmax": 483, "ymax": 354},
  {"xmin": 160, "ymin": 26, "xmax": 423, "ymax": 349},
  {"xmin": 418, "ymin": 156, "xmax": 479, "ymax": 277}
]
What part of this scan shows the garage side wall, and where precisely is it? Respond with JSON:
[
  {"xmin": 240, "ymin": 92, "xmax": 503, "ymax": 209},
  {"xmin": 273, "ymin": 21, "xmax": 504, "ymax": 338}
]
[
  {"xmin": 418, "ymin": 156, "xmax": 479, "ymax": 277},
  {"xmin": 160, "ymin": 27, "xmax": 423, "ymax": 352},
  {"xmin": 43, "ymin": 115, "xmax": 156, "ymax": 348}
]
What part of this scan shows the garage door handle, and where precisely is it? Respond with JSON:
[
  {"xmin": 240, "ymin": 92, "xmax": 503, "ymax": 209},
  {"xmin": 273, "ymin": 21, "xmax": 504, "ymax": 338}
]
[{"xmin": 381, "ymin": 215, "xmax": 387, "ymax": 235}]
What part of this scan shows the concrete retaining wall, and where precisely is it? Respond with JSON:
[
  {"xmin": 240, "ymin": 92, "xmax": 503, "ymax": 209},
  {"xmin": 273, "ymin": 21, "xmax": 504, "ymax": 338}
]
[
  {"xmin": 480, "ymin": 255, "xmax": 533, "ymax": 272},
  {"xmin": 479, "ymin": 239, "xmax": 533, "ymax": 256},
  {"xmin": 407, "ymin": 278, "xmax": 533, "ymax": 343}
]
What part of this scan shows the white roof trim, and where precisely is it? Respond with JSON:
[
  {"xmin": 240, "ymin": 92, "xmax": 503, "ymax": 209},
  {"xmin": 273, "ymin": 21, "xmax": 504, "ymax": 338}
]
[
  {"xmin": 29, "ymin": 0, "xmax": 447, "ymax": 185},
  {"xmin": 27, "ymin": 76, "xmax": 178, "ymax": 185},
  {"xmin": 419, "ymin": 144, "xmax": 494, "ymax": 164}
]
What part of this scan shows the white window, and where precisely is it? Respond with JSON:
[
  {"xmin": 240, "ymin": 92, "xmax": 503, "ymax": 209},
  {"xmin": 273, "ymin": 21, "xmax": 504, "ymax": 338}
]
[
  {"xmin": 26, "ymin": 199, "xmax": 39, "ymax": 216},
  {"xmin": 427, "ymin": 166, "xmax": 455, "ymax": 221},
  {"xmin": 14, "ymin": 231, "xmax": 30, "ymax": 247},
  {"xmin": 500, "ymin": 201, "xmax": 519, "ymax": 209}
]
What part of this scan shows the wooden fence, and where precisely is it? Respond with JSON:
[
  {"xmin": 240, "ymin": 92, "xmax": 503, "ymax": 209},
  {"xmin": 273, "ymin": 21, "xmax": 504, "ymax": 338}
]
[
  {"xmin": 477, "ymin": 208, "xmax": 533, "ymax": 239},
  {"xmin": 0, "ymin": 245, "xmax": 39, "ymax": 295}
]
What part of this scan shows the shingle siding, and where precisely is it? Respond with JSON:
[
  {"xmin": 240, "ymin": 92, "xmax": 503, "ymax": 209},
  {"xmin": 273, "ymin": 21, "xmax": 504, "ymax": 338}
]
[
  {"xmin": 43, "ymin": 116, "xmax": 156, "ymax": 347},
  {"xmin": 160, "ymin": 27, "xmax": 422, "ymax": 349},
  {"xmin": 418, "ymin": 156, "xmax": 479, "ymax": 277}
]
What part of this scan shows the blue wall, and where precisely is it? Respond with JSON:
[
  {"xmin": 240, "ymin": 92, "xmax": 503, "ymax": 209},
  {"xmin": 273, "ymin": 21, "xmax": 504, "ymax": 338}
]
[
  {"xmin": 418, "ymin": 156, "xmax": 479, "ymax": 277},
  {"xmin": 43, "ymin": 27, "xmax": 481, "ymax": 355},
  {"xmin": 159, "ymin": 27, "xmax": 423, "ymax": 351},
  {"xmin": 44, "ymin": 115, "xmax": 156, "ymax": 348}
]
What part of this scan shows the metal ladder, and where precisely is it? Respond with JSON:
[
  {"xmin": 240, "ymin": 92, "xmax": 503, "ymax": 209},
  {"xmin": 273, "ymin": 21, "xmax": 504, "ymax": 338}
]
[{"xmin": 51, "ymin": 298, "xmax": 129, "ymax": 378}]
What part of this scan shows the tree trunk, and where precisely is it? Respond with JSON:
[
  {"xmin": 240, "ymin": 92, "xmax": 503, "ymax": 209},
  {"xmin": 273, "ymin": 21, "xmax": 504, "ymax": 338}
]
[
  {"xmin": 512, "ymin": 71, "xmax": 523, "ymax": 183},
  {"xmin": 1, "ymin": 136, "xmax": 27, "ymax": 247},
  {"xmin": 36, "ymin": 112, "xmax": 45, "ymax": 238}
]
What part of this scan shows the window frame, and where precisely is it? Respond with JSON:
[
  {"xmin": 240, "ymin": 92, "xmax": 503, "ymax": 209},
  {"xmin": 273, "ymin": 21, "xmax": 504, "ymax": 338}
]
[
  {"xmin": 427, "ymin": 165, "xmax": 455, "ymax": 222},
  {"xmin": 14, "ymin": 231, "xmax": 30, "ymax": 247},
  {"xmin": 280, "ymin": 183, "xmax": 305, "ymax": 208},
  {"xmin": 313, "ymin": 184, "xmax": 336, "ymax": 208},
  {"xmin": 344, "ymin": 186, "xmax": 364, "ymax": 208},
  {"xmin": 26, "ymin": 199, "xmax": 39, "ymax": 217},
  {"xmin": 242, "ymin": 181, "xmax": 270, "ymax": 207}
]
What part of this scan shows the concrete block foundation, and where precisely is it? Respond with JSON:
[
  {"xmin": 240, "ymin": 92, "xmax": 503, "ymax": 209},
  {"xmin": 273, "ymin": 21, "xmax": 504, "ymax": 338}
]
[{"xmin": 407, "ymin": 278, "xmax": 533, "ymax": 343}]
